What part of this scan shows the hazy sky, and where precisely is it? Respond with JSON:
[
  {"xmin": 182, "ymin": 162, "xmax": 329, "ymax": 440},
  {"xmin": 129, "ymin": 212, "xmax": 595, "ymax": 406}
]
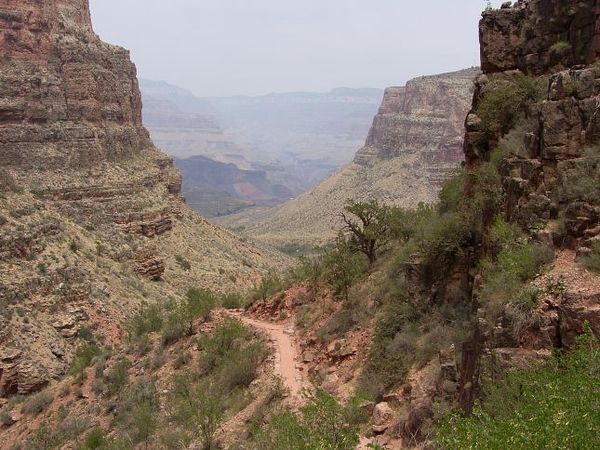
[{"xmin": 89, "ymin": 0, "xmax": 502, "ymax": 97}]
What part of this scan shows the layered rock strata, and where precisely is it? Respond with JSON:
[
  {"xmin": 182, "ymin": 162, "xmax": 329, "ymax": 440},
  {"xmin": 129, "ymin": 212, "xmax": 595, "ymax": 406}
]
[{"xmin": 0, "ymin": 0, "xmax": 288, "ymax": 397}]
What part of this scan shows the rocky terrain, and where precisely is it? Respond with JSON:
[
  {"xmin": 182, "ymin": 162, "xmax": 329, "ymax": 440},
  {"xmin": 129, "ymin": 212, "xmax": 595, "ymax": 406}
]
[
  {"xmin": 218, "ymin": 68, "xmax": 479, "ymax": 249},
  {"xmin": 0, "ymin": 0, "xmax": 288, "ymax": 401}
]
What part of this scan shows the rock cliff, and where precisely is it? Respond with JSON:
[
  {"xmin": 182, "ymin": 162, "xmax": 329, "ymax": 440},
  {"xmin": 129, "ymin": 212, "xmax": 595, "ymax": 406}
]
[
  {"xmin": 455, "ymin": 0, "xmax": 600, "ymax": 414},
  {"xmin": 218, "ymin": 68, "xmax": 478, "ymax": 248},
  {"xmin": 0, "ymin": 0, "xmax": 288, "ymax": 397}
]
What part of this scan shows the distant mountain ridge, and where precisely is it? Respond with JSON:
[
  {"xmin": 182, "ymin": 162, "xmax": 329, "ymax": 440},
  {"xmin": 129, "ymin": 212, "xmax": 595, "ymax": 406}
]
[{"xmin": 140, "ymin": 80, "xmax": 383, "ymax": 217}]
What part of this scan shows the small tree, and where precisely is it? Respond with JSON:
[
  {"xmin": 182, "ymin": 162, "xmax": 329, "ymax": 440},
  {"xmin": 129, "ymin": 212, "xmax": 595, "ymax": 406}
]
[
  {"xmin": 341, "ymin": 200, "xmax": 393, "ymax": 269},
  {"xmin": 132, "ymin": 400, "xmax": 157, "ymax": 450},
  {"xmin": 170, "ymin": 376, "xmax": 225, "ymax": 450},
  {"xmin": 324, "ymin": 234, "xmax": 365, "ymax": 302}
]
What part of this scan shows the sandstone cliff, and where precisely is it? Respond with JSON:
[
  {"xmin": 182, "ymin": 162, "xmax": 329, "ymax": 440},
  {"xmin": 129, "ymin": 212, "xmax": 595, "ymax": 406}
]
[
  {"xmin": 218, "ymin": 68, "xmax": 478, "ymax": 248},
  {"xmin": 0, "ymin": 0, "xmax": 288, "ymax": 398}
]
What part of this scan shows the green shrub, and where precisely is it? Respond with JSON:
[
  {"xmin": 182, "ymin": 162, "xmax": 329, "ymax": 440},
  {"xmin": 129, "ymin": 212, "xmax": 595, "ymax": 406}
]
[
  {"xmin": 477, "ymin": 74, "xmax": 543, "ymax": 136},
  {"xmin": 438, "ymin": 169, "xmax": 466, "ymax": 214},
  {"xmin": 558, "ymin": 154, "xmax": 600, "ymax": 203},
  {"xmin": 169, "ymin": 376, "xmax": 224, "ymax": 450},
  {"xmin": 220, "ymin": 292, "xmax": 243, "ymax": 309},
  {"xmin": 126, "ymin": 303, "xmax": 163, "ymax": 340},
  {"xmin": 21, "ymin": 391, "xmax": 53, "ymax": 416},
  {"xmin": 437, "ymin": 329, "xmax": 599, "ymax": 449},
  {"xmin": 106, "ymin": 358, "xmax": 131, "ymax": 396},
  {"xmin": 0, "ymin": 409, "xmax": 15, "ymax": 426},
  {"xmin": 255, "ymin": 390, "xmax": 366, "ymax": 450},
  {"xmin": 69, "ymin": 343, "xmax": 101, "ymax": 376},
  {"xmin": 175, "ymin": 255, "xmax": 191, "ymax": 271},
  {"xmin": 360, "ymin": 301, "xmax": 419, "ymax": 398},
  {"xmin": 82, "ymin": 427, "xmax": 107, "ymax": 449}
]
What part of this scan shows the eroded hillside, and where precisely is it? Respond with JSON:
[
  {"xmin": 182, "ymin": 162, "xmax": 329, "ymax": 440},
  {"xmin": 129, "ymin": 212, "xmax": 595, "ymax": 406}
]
[{"xmin": 0, "ymin": 0, "xmax": 288, "ymax": 401}]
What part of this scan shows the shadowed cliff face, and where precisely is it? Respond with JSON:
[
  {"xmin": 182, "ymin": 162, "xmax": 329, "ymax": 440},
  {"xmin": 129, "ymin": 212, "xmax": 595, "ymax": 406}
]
[{"xmin": 0, "ymin": 0, "xmax": 288, "ymax": 398}]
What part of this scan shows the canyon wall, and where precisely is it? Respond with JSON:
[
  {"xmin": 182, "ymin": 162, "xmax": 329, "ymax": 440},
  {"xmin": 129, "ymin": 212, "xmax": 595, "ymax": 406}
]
[
  {"xmin": 0, "ymin": 0, "xmax": 287, "ymax": 398},
  {"xmin": 217, "ymin": 68, "xmax": 478, "ymax": 248}
]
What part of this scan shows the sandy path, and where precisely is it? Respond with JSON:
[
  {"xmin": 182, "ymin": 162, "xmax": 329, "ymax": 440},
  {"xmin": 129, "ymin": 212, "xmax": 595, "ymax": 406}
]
[{"xmin": 227, "ymin": 311, "xmax": 305, "ymax": 397}]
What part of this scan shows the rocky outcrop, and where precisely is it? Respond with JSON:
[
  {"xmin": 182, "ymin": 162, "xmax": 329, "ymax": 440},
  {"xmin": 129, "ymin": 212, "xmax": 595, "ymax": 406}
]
[
  {"xmin": 480, "ymin": 0, "xmax": 600, "ymax": 75},
  {"xmin": 355, "ymin": 68, "xmax": 477, "ymax": 182},
  {"xmin": 455, "ymin": 0, "xmax": 600, "ymax": 420},
  {"xmin": 218, "ymin": 68, "xmax": 478, "ymax": 247},
  {"xmin": 0, "ymin": 0, "xmax": 289, "ymax": 398}
]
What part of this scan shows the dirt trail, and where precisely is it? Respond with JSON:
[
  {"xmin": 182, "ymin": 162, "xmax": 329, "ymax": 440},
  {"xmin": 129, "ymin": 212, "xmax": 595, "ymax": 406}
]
[{"xmin": 227, "ymin": 311, "xmax": 306, "ymax": 397}]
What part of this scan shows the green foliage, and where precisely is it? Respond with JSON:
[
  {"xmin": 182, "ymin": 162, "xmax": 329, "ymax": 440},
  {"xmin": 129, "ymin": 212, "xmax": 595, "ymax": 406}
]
[
  {"xmin": 21, "ymin": 391, "xmax": 53, "ymax": 416},
  {"xmin": 558, "ymin": 153, "xmax": 600, "ymax": 203},
  {"xmin": 342, "ymin": 199, "xmax": 395, "ymax": 267},
  {"xmin": 0, "ymin": 408, "xmax": 14, "ymax": 426},
  {"xmin": 82, "ymin": 427, "xmax": 107, "ymax": 449},
  {"xmin": 323, "ymin": 234, "xmax": 367, "ymax": 302},
  {"xmin": 251, "ymin": 271, "xmax": 285, "ymax": 303},
  {"xmin": 479, "ymin": 225, "xmax": 554, "ymax": 330},
  {"xmin": 476, "ymin": 74, "xmax": 543, "ymax": 136},
  {"xmin": 69, "ymin": 343, "xmax": 101, "ymax": 376},
  {"xmin": 169, "ymin": 376, "xmax": 225, "ymax": 450},
  {"xmin": 221, "ymin": 292, "xmax": 243, "ymax": 309},
  {"xmin": 175, "ymin": 254, "xmax": 191, "ymax": 271},
  {"xmin": 106, "ymin": 358, "xmax": 131, "ymax": 396},
  {"xmin": 69, "ymin": 239, "xmax": 81, "ymax": 253},
  {"xmin": 198, "ymin": 318, "xmax": 268, "ymax": 390},
  {"xmin": 255, "ymin": 390, "xmax": 366, "ymax": 450},
  {"xmin": 438, "ymin": 169, "xmax": 466, "ymax": 214},
  {"xmin": 126, "ymin": 303, "xmax": 163, "ymax": 340},
  {"xmin": 437, "ymin": 329, "xmax": 599, "ymax": 449},
  {"xmin": 360, "ymin": 301, "xmax": 419, "ymax": 397},
  {"xmin": 582, "ymin": 240, "xmax": 600, "ymax": 273}
]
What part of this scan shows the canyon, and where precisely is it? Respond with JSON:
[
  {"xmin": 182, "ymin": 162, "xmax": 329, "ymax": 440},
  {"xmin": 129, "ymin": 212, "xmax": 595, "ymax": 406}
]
[
  {"xmin": 218, "ymin": 68, "xmax": 479, "ymax": 249},
  {"xmin": 0, "ymin": 0, "xmax": 286, "ymax": 400},
  {"xmin": 0, "ymin": 0, "xmax": 598, "ymax": 448},
  {"xmin": 141, "ymin": 80, "xmax": 383, "ymax": 218}
]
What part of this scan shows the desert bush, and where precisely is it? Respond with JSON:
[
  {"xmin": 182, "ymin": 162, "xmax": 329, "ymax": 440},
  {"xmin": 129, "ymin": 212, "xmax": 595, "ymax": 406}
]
[
  {"xmin": 360, "ymin": 301, "xmax": 419, "ymax": 398},
  {"xmin": 82, "ymin": 427, "xmax": 107, "ymax": 449},
  {"xmin": 322, "ymin": 234, "xmax": 367, "ymax": 302},
  {"xmin": 126, "ymin": 303, "xmax": 163, "ymax": 340},
  {"xmin": 477, "ymin": 74, "xmax": 543, "ymax": 136},
  {"xmin": 255, "ymin": 390, "xmax": 366, "ymax": 450},
  {"xmin": 251, "ymin": 271, "xmax": 285, "ymax": 304},
  {"xmin": 0, "ymin": 409, "xmax": 15, "ymax": 426},
  {"xmin": 169, "ymin": 376, "xmax": 225, "ymax": 450},
  {"xmin": 106, "ymin": 358, "xmax": 131, "ymax": 396},
  {"xmin": 558, "ymin": 153, "xmax": 600, "ymax": 203},
  {"xmin": 175, "ymin": 255, "xmax": 191, "ymax": 271},
  {"xmin": 69, "ymin": 343, "xmax": 101, "ymax": 376},
  {"xmin": 220, "ymin": 292, "xmax": 243, "ymax": 309},
  {"xmin": 21, "ymin": 391, "xmax": 53, "ymax": 416},
  {"xmin": 220, "ymin": 341, "xmax": 268, "ymax": 391},
  {"xmin": 438, "ymin": 169, "xmax": 466, "ymax": 214},
  {"xmin": 437, "ymin": 327, "xmax": 599, "ymax": 449}
]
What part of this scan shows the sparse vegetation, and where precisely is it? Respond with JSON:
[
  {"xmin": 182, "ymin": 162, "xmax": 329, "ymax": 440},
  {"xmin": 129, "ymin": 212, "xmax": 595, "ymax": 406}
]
[
  {"xmin": 21, "ymin": 391, "xmax": 53, "ymax": 416},
  {"xmin": 255, "ymin": 390, "xmax": 367, "ymax": 450},
  {"xmin": 175, "ymin": 254, "xmax": 192, "ymax": 271}
]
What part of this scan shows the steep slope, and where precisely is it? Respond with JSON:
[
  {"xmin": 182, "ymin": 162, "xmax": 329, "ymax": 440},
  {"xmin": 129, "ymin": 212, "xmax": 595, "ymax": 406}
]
[
  {"xmin": 218, "ymin": 68, "xmax": 478, "ymax": 248},
  {"xmin": 0, "ymin": 0, "xmax": 288, "ymax": 398}
]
